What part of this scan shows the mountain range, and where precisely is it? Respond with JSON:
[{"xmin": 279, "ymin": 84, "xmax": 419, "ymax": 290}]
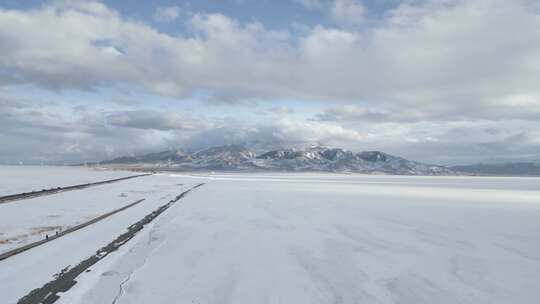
[
  {"xmin": 451, "ymin": 162, "xmax": 540, "ymax": 176},
  {"xmin": 99, "ymin": 145, "xmax": 458, "ymax": 175}
]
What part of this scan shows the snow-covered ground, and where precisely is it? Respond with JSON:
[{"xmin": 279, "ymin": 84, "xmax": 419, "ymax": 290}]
[
  {"xmin": 1, "ymin": 171, "xmax": 540, "ymax": 303},
  {"xmin": 0, "ymin": 172, "xmax": 198, "ymax": 303},
  {"xmin": 0, "ymin": 165, "xmax": 137, "ymax": 196},
  {"xmin": 0, "ymin": 174, "xmax": 184, "ymax": 254}
]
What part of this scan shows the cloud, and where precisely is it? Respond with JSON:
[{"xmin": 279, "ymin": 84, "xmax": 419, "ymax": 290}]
[
  {"xmin": 315, "ymin": 98, "xmax": 540, "ymax": 123},
  {"xmin": 315, "ymin": 105, "xmax": 395, "ymax": 122},
  {"xmin": 388, "ymin": 129, "xmax": 540, "ymax": 165},
  {"xmin": 2, "ymin": 88, "xmax": 539, "ymax": 165},
  {"xmin": 296, "ymin": 0, "xmax": 366, "ymax": 27},
  {"xmin": 257, "ymin": 106, "xmax": 295, "ymax": 116},
  {"xmin": 105, "ymin": 110, "xmax": 203, "ymax": 131},
  {"xmin": 0, "ymin": 0, "xmax": 538, "ymax": 122},
  {"xmin": 184, "ymin": 119, "xmax": 367, "ymax": 150},
  {"xmin": 153, "ymin": 6, "xmax": 180, "ymax": 23},
  {"xmin": 273, "ymin": 119, "xmax": 366, "ymax": 143},
  {"xmin": 0, "ymin": 89, "xmax": 366, "ymax": 164},
  {"xmin": 330, "ymin": 0, "xmax": 366, "ymax": 26},
  {"xmin": 0, "ymin": 92, "xmax": 200, "ymax": 163},
  {"xmin": 1, "ymin": 1, "xmax": 540, "ymax": 164}
]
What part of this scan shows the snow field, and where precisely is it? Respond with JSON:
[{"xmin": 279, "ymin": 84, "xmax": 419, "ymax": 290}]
[{"xmin": 54, "ymin": 174, "xmax": 540, "ymax": 304}]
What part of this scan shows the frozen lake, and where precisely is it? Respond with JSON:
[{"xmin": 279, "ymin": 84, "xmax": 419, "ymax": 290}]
[{"xmin": 1, "ymin": 170, "xmax": 539, "ymax": 303}]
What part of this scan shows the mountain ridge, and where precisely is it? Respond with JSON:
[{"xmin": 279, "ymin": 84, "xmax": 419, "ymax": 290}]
[
  {"xmin": 98, "ymin": 145, "xmax": 459, "ymax": 175},
  {"xmin": 451, "ymin": 162, "xmax": 540, "ymax": 176}
]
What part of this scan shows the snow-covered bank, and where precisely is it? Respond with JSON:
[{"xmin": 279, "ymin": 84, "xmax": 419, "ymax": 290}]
[{"xmin": 51, "ymin": 174, "xmax": 540, "ymax": 304}]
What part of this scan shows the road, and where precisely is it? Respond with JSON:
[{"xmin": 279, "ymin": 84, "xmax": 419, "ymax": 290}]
[
  {"xmin": 0, "ymin": 174, "xmax": 152, "ymax": 205},
  {"xmin": 0, "ymin": 198, "xmax": 146, "ymax": 261}
]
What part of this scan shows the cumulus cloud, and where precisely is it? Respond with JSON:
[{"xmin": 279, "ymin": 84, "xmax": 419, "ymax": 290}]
[
  {"xmin": 0, "ymin": 0, "xmax": 538, "ymax": 119},
  {"xmin": 1, "ymin": 0, "xmax": 540, "ymax": 164}
]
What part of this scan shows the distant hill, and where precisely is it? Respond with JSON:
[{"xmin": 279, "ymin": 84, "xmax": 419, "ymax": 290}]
[
  {"xmin": 452, "ymin": 162, "xmax": 540, "ymax": 176},
  {"xmin": 99, "ymin": 145, "xmax": 458, "ymax": 175}
]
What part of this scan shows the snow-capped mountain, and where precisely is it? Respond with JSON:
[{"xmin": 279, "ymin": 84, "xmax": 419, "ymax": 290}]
[
  {"xmin": 253, "ymin": 146, "xmax": 455, "ymax": 175},
  {"xmin": 100, "ymin": 145, "xmax": 457, "ymax": 175},
  {"xmin": 173, "ymin": 145, "xmax": 256, "ymax": 170}
]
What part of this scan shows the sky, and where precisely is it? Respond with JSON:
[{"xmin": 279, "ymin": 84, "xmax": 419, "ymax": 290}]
[{"xmin": 0, "ymin": 0, "xmax": 539, "ymax": 165}]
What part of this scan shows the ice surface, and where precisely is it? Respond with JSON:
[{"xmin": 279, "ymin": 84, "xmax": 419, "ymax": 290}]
[
  {"xmin": 1, "ymin": 171, "xmax": 540, "ymax": 303},
  {"xmin": 0, "ymin": 165, "xmax": 137, "ymax": 196},
  {"xmin": 58, "ymin": 174, "xmax": 540, "ymax": 304}
]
